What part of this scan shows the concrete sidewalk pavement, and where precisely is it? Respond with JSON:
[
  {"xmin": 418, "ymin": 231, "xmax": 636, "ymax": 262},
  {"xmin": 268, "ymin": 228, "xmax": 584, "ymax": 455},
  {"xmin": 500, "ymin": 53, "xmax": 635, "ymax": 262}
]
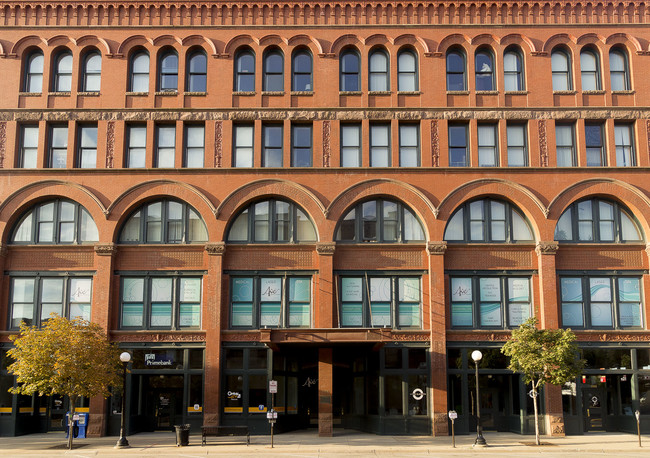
[{"xmin": 0, "ymin": 429, "xmax": 648, "ymax": 457}]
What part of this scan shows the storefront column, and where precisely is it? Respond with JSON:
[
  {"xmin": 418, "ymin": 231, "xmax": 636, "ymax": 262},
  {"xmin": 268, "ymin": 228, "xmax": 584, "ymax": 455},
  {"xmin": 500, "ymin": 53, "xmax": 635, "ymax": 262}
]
[
  {"xmin": 535, "ymin": 241, "xmax": 564, "ymax": 436},
  {"xmin": 204, "ymin": 243, "xmax": 225, "ymax": 426},
  {"xmin": 318, "ymin": 347, "xmax": 333, "ymax": 437},
  {"xmin": 427, "ymin": 242, "xmax": 448, "ymax": 436},
  {"xmin": 316, "ymin": 243, "xmax": 335, "ymax": 328},
  {"xmin": 87, "ymin": 243, "xmax": 116, "ymax": 437}
]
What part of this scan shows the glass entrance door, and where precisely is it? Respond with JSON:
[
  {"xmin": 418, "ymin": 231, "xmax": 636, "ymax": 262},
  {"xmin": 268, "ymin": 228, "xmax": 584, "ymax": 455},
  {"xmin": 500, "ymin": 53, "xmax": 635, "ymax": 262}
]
[
  {"xmin": 143, "ymin": 375, "xmax": 184, "ymax": 431},
  {"xmin": 583, "ymin": 387, "xmax": 605, "ymax": 431}
]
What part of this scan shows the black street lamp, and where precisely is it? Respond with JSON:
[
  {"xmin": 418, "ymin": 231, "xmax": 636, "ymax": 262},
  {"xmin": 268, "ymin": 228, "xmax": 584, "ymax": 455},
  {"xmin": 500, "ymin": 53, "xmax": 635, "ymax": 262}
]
[
  {"xmin": 115, "ymin": 351, "xmax": 131, "ymax": 449},
  {"xmin": 471, "ymin": 350, "xmax": 487, "ymax": 447}
]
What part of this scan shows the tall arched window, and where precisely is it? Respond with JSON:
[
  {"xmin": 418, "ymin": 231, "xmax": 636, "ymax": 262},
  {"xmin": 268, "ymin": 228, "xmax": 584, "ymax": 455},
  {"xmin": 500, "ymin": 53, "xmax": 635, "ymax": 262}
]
[
  {"xmin": 158, "ymin": 49, "xmax": 178, "ymax": 91},
  {"xmin": 397, "ymin": 49, "xmax": 418, "ymax": 91},
  {"xmin": 552, "ymin": 48, "xmax": 572, "ymax": 91},
  {"xmin": 129, "ymin": 51, "xmax": 150, "ymax": 92},
  {"xmin": 336, "ymin": 199, "xmax": 425, "ymax": 243},
  {"xmin": 234, "ymin": 49, "xmax": 255, "ymax": 92},
  {"xmin": 81, "ymin": 51, "xmax": 101, "ymax": 92},
  {"xmin": 340, "ymin": 49, "xmax": 360, "ymax": 92},
  {"xmin": 263, "ymin": 49, "xmax": 284, "ymax": 91},
  {"xmin": 446, "ymin": 49, "xmax": 466, "ymax": 91},
  {"xmin": 119, "ymin": 199, "xmax": 208, "ymax": 244},
  {"xmin": 369, "ymin": 49, "xmax": 389, "ymax": 91},
  {"xmin": 475, "ymin": 49, "xmax": 494, "ymax": 91},
  {"xmin": 53, "ymin": 50, "xmax": 73, "ymax": 92},
  {"xmin": 609, "ymin": 48, "xmax": 630, "ymax": 91},
  {"xmin": 24, "ymin": 50, "xmax": 44, "ymax": 93},
  {"xmin": 580, "ymin": 48, "xmax": 601, "ymax": 91},
  {"xmin": 292, "ymin": 49, "xmax": 313, "ymax": 91},
  {"xmin": 11, "ymin": 199, "xmax": 99, "ymax": 244},
  {"xmin": 504, "ymin": 47, "xmax": 524, "ymax": 91},
  {"xmin": 227, "ymin": 199, "xmax": 317, "ymax": 243},
  {"xmin": 554, "ymin": 198, "xmax": 642, "ymax": 243},
  {"xmin": 186, "ymin": 49, "xmax": 207, "ymax": 92},
  {"xmin": 444, "ymin": 198, "xmax": 533, "ymax": 243}
]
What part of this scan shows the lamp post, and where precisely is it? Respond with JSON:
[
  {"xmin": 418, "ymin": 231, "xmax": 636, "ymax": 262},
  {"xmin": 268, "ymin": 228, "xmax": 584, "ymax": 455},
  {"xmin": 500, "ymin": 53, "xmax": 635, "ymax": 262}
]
[
  {"xmin": 471, "ymin": 350, "xmax": 487, "ymax": 447},
  {"xmin": 115, "ymin": 351, "xmax": 131, "ymax": 448}
]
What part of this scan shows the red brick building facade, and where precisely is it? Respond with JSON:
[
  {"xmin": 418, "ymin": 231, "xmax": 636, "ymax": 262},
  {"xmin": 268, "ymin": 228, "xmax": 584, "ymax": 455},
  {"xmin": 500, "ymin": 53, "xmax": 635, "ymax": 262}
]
[{"xmin": 1, "ymin": 0, "xmax": 650, "ymax": 438}]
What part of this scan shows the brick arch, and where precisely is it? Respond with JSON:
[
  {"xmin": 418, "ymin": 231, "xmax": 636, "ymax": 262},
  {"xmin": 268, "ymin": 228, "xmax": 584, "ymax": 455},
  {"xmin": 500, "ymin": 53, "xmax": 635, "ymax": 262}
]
[
  {"xmin": 75, "ymin": 35, "xmax": 113, "ymax": 56},
  {"xmin": 259, "ymin": 34, "xmax": 289, "ymax": 48},
  {"xmin": 330, "ymin": 34, "xmax": 363, "ymax": 55},
  {"xmin": 223, "ymin": 34, "xmax": 260, "ymax": 55},
  {"xmin": 107, "ymin": 180, "xmax": 218, "ymax": 243},
  {"xmin": 437, "ymin": 178, "xmax": 547, "ymax": 241},
  {"xmin": 499, "ymin": 33, "xmax": 537, "ymax": 54},
  {"xmin": 365, "ymin": 34, "xmax": 393, "ymax": 48},
  {"xmin": 605, "ymin": 33, "xmax": 644, "ymax": 53},
  {"xmin": 287, "ymin": 34, "xmax": 324, "ymax": 55},
  {"xmin": 116, "ymin": 35, "xmax": 155, "ymax": 56},
  {"xmin": 394, "ymin": 34, "xmax": 430, "ymax": 55},
  {"xmin": 435, "ymin": 33, "xmax": 471, "ymax": 54},
  {"xmin": 541, "ymin": 33, "xmax": 578, "ymax": 54},
  {"xmin": 45, "ymin": 35, "xmax": 75, "ymax": 49},
  {"xmin": 547, "ymin": 178, "xmax": 650, "ymax": 241},
  {"xmin": 152, "ymin": 35, "xmax": 183, "ymax": 47},
  {"xmin": 577, "ymin": 33, "xmax": 607, "ymax": 47},
  {"xmin": 9, "ymin": 35, "xmax": 47, "ymax": 57},
  {"xmin": 216, "ymin": 180, "xmax": 326, "ymax": 241},
  {"xmin": 326, "ymin": 179, "xmax": 435, "ymax": 242},
  {"xmin": 470, "ymin": 33, "xmax": 499, "ymax": 48},
  {"xmin": 0, "ymin": 180, "xmax": 107, "ymax": 244}
]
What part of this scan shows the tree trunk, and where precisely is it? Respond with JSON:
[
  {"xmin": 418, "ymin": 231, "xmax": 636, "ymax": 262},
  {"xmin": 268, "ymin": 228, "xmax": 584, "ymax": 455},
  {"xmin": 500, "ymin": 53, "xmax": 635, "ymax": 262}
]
[
  {"xmin": 68, "ymin": 396, "xmax": 77, "ymax": 450},
  {"xmin": 532, "ymin": 382, "xmax": 540, "ymax": 446}
]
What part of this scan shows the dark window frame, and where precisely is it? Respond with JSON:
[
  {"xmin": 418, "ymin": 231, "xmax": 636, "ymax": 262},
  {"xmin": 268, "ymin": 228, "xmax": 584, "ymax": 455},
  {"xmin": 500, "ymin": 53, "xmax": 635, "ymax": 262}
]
[
  {"xmin": 262, "ymin": 123, "xmax": 283, "ymax": 167},
  {"xmin": 234, "ymin": 48, "xmax": 256, "ymax": 92},
  {"xmin": 183, "ymin": 123, "xmax": 205, "ymax": 168},
  {"xmin": 398, "ymin": 122, "xmax": 420, "ymax": 167},
  {"xmin": 186, "ymin": 49, "xmax": 207, "ymax": 92},
  {"xmin": 340, "ymin": 48, "xmax": 361, "ymax": 92},
  {"xmin": 555, "ymin": 122, "xmax": 577, "ymax": 167},
  {"xmin": 446, "ymin": 49, "xmax": 467, "ymax": 91},
  {"xmin": 609, "ymin": 47, "xmax": 630, "ymax": 91},
  {"xmin": 24, "ymin": 50, "xmax": 44, "ymax": 93},
  {"xmin": 290, "ymin": 123, "xmax": 312, "ymax": 167},
  {"xmin": 503, "ymin": 47, "xmax": 524, "ymax": 91},
  {"xmin": 585, "ymin": 122, "xmax": 606, "ymax": 166},
  {"xmin": 340, "ymin": 123, "xmax": 362, "ymax": 167},
  {"xmin": 397, "ymin": 48, "xmax": 418, "ymax": 92},
  {"xmin": 474, "ymin": 48, "xmax": 495, "ymax": 91},
  {"xmin": 448, "ymin": 122, "xmax": 469, "ymax": 167},
  {"xmin": 81, "ymin": 50, "xmax": 101, "ymax": 92},
  {"xmin": 126, "ymin": 124, "xmax": 147, "ymax": 168},
  {"xmin": 369, "ymin": 48, "xmax": 390, "ymax": 92},
  {"xmin": 53, "ymin": 49, "xmax": 73, "ymax": 92},
  {"xmin": 291, "ymin": 48, "xmax": 313, "ymax": 92},
  {"xmin": 158, "ymin": 48, "xmax": 179, "ymax": 92},
  {"xmin": 18, "ymin": 124, "xmax": 39, "ymax": 168},
  {"xmin": 48, "ymin": 124, "xmax": 68, "ymax": 169},
  {"xmin": 129, "ymin": 50, "xmax": 150, "ymax": 92},
  {"xmin": 155, "ymin": 124, "xmax": 176, "ymax": 168},
  {"xmin": 552, "ymin": 47, "xmax": 573, "ymax": 91},
  {"xmin": 506, "ymin": 122, "xmax": 528, "ymax": 166},
  {"xmin": 77, "ymin": 123, "xmax": 98, "ymax": 168},
  {"xmin": 263, "ymin": 48, "xmax": 284, "ymax": 92},
  {"xmin": 580, "ymin": 47, "xmax": 602, "ymax": 91}
]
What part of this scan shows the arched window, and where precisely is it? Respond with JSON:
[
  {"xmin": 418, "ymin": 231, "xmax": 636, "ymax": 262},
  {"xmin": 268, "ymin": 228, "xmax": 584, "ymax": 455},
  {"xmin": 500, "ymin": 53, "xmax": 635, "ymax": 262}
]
[
  {"xmin": 186, "ymin": 49, "xmax": 207, "ymax": 92},
  {"xmin": 446, "ymin": 49, "xmax": 466, "ymax": 91},
  {"xmin": 227, "ymin": 199, "xmax": 317, "ymax": 243},
  {"xmin": 552, "ymin": 48, "xmax": 572, "ymax": 91},
  {"xmin": 129, "ymin": 51, "xmax": 150, "ymax": 92},
  {"xmin": 475, "ymin": 49, "xmax": 494, "ymax": 91},
  {"xmin": 444, "ymin": 198, "xmax": 533, "ymax": 243},
  {"xmin": 554, "ymin": 198, "xmax": 642, "ymax": 243},
  {"xmin": 369, "ymin": 49, "xmax": 389, "ymax": 91},
  {"xmin": 610, "ymin": 48, "xmax": 630, "ymax": 91},
  {"xmin": 24, "ymin": 50, "xmax": 44, "ymax": 93},
  {"xmin": 504, "ymin": 48, "xmax": 524, "ymax": 91},
  {"xmin": 119, "ymin": 199, "xmax": 208, "ymax": 244},
  {"xmin": 263, "ymin": 49, "xmax": 284, "ymax": 91},
  {"xmin": 292, "ymin": 49, "xmax": 313, "ymax": 91},
  {"xmin": 11, "ymin": 199, "xmax": 99, "ymax": 244},
  {"xmin": 336, "ymin": 199, "xmax": 425, "ymax": 243},
  {"xmin": 397, "ymin": 49, "xmax": 418, "ymax": 91},
  {"xmin": 158, "ymin": 49, "xmax": 178, "ymax": 91},
  {"xmin": 234, "ymin": 49, "xmax": 255, "ymax": 92},
  {"xmin": 53, "ymin": 50, "xmax": 73, "ymax": 92},
  {"xmin": 340, "ymin": 49, "xmax": 360, "ymax": 91},
  {"xmin": 81, "ymin": 51, "xmax": 101, "ymax": 92},
  {"xmin": 580, "ymin": 48, "xmax": 601, "ymax": 91}
]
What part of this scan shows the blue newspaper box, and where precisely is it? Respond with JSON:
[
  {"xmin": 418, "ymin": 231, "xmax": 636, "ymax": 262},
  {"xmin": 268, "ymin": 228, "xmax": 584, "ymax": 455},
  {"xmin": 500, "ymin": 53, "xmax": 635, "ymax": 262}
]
[{"xmin": 65, "ymin": 412, "xmax": 88, "ymax": 439}]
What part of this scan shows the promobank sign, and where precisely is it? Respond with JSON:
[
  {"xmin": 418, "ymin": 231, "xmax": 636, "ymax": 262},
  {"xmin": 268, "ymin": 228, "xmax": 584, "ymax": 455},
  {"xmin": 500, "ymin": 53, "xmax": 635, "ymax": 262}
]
[{"xmin": 144, "ymin": 353, "xmax": 174, "ymax": 366}]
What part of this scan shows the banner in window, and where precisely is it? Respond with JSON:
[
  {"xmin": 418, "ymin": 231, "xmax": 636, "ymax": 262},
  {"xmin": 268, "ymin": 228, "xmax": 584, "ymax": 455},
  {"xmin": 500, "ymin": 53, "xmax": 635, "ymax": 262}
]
[
  {"xmin": 589, "ymin": 278, "xmax": 611, "ymax": 302},
  {"xmin": 508, "ymin": 278, "xmax": 529, "ymax": 302},
  {"xmin": 619, "ymin": 302, "xmax": 642, "ymax": 327},
  {"xmin": 260, "ymin": 278, "xmax": 282, "ymax": 302},
  {"xmin": 370, "ymin": 277, "xmax": 391, "ymax": 302},
  {"xmin": 399, "ymin": 278, "xmax": 420, "ymax": 302},
  {"xmin": 508, "ymin": 303, "xmax": 530, "ymax": 326},
  {"xmin": 560, "ymin": 278, "xmax": 582, "ymax": 302},
  {"xmin": 618, "ymin": 278, "xmax": 640, "ymax": 302},
  {"xmin": 232, "ymin": 278, "xmax": 253, "ymax": 302},
  {"xmin": 561, "ymin": 303, "xmax": 584, "ymax": 327},
  {"xmin": 479, "ymin": 278, "xmax": 501, "ymax": 301},
  {"xmin": 480, "ymin": 302, "xmax": 502, "ymax": 326},
  {"xmin": 180, "ymin": 278, "xmax": 201, "ymax": 302},
  {"xmin": 590, "ymin": 302, "xmax": 613, "ymax": 327},
  {"xmin": 451, "ymin": 302, "xmax": 472, "ymax": 326},
  {"xmin": 341, "ymin": 278, "xmax": 362, "ymax": 302},
  {"xmin": 451, "ymin": 278, "xmax": 472, "ymax": 302}
]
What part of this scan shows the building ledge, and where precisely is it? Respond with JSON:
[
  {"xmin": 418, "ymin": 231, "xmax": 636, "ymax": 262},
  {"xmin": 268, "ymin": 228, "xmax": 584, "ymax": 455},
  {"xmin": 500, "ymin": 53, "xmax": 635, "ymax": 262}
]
[
  {"xmin": 78, "ymin": 91, "xmax": 100, "ymax": 96},
  {"xmin": 185, "ymin": 91, "xmax": 207, "ymax": 96}
]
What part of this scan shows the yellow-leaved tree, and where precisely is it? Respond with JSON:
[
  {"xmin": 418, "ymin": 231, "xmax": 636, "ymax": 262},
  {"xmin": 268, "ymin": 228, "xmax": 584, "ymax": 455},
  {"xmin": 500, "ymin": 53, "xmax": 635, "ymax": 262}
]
[{"xmin": 7, "ymin": 315, "xmax": 122, "ymax": 450}]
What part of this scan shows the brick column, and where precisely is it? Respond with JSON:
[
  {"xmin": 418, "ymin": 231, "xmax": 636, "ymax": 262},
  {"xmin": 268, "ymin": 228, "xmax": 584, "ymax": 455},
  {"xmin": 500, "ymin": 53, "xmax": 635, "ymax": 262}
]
[
  {"xmin": 316, "ymin": 243, "xmax": 335, "ymax": 328},
  {"xmin": 87, "ymin": 243, "xmax": 116, "ymax": 437},
  {"xmin": 318, "ymin": 347, "xmax": 333, "ymax": 437},
  {"xmin": 0, "ymin": 244, "xmax": 8, "ymax": 330},
  {"xmin": 203, "ymin": 242, "xmax": 225, "ymax": 426},
  {"xmin": 427, "ymin": 241, "xmax": 448, "ymax": 436},
  {"xmin": 535, "ymin": 241, "xmax": 564, "ymax": 436}
]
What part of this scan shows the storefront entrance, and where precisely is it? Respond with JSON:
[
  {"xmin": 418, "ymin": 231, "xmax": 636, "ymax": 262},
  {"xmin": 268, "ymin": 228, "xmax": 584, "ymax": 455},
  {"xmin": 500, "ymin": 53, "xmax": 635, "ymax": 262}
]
[{"xmin": 582, "ymin": 387, "xmax": 605, "ymax": 431}]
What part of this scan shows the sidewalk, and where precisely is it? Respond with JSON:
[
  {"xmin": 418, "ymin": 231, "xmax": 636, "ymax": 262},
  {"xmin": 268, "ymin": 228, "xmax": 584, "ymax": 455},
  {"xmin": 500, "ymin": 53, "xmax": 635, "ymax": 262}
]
[{"xmin": 0, "ymin": 429, "xmax": 648, "ymax": 457}]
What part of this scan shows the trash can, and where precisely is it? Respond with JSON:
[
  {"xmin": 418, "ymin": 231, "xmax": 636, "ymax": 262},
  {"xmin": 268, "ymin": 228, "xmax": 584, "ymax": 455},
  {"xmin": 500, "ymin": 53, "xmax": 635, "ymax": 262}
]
[{"xmin": 174, "ymin": 424, "xmax": 190, "ymax": 446}]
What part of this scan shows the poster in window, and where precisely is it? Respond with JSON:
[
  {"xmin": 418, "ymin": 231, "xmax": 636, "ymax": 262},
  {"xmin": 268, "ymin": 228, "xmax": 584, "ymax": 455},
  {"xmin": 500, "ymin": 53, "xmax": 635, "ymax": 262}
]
[
  {"xmin": 69, "ymin": 278, "xmax": 92, "ymax": 303},
  {"xmin": 180, "ymin": 278, "xmax": 201, "ymax": 302},
  {"xmin": 150, "ymin": 303, "xmax": 172, "ymax": 327},
  {"xmin": 399, "ymin": 278, "xmax": 420, "ymax": 302},
  {"xmin": 232, "ymin": 278, "xmax": 253, "ymax": 302},
  {"xmin": 260, "ymin": 302, "xmax": 281, "ymax": 326},
  {"xmin": 179, "ymin": 304, "xmax": 201, "ymax": 327},
  {"xmin": 370, "ymin": 277, "xmax": 391, "ymax": 302},
  {"xmin": 341, "ymin": 302, "xmax": 363, "ymax": 326},
  {"xmin": 480, "ymin": 278, "xmax": 501, "ymax": 301},
  {"xmin": 70, "ymin": 304, "xmax": 91, "ymax": 321},
  {"xmin": 508, "ymin": 303, "xmax": 530, "ymax": 327},
  {"xmin": 289, "ymin": 303, "xmax": 310, "ymax": 327},
  {"xmin": 290, "ymin": 278, "xmax": 310, "ymax": 302},
  {"xmin": 508, "ymin": 278, "xmax": 529, "ymax": 302},
  {"xmin": 451, "ymin": 278, "xmax": 472, "ymax": 302},
  {"xmin": 122, "ymin": 303, "xmax": 143, "ymax": 327},
  {"xmin": 151, "ymin": 278, "xmax": 172, "ymax": 302},
  {"xmin": 231, "ymin": 303, "xmax": 253, "ymax": 327},
  {"xmin": 560, "ymin": 278, "xmax": 582, "ymax": 302},
  {"xmin": 589, "ymin": 278, "xmax": 611, "ymax": 302},
  {"xmin": 341, "ymin": 278, "xmax": 362, "ymax": 302},
  {"xmin": 370, "ymin": 302, "xmax": 391, "ymax": 326},
  {"xmin": 561, "ymin": 303, "xmax": 584, "ymax": 327},
  {"xmin": 619, "ymin": 302, "xmax": 642, "ymax": 327},
  {"xmin": 260, "ymin": 278, "xmax": 282, "ymax": 302},
  {"xmin": 122, "ymin": 278, "xmax": 144, "ymax": 302},
  {"xmin": 590, "ymin": 302, "xmax": 613, "ymax": 327},
  {"xmin": 618, "ymin": 278, "xmax": 640, "ymax": 302},
  {"xmin": 398, "ymin": 303, "xmax": 420, "ymax": 327},
  {"xmin": 451, "ymin": 303, "xmax": 472, "ymax": 326},
  {"xmin": 480, "ymin": 302, "xmax": 502, "ymax": 326}
]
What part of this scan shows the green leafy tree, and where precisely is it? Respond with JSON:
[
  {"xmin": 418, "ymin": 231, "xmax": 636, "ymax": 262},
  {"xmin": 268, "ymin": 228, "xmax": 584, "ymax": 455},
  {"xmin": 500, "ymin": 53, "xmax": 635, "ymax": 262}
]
[
  {"xmin": 7, "ymin": 315, "xmax": 122, "ymax": 450},
  {"xmin": 501, "ymin": 317, "xmax": 585, "ymax": 445}
]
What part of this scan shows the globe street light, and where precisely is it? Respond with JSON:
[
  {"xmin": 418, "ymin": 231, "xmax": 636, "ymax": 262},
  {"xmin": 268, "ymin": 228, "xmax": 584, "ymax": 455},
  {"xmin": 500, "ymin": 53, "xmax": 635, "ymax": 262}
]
[
  {"xmin": 471, "ymin": 350, "xmax": 487, "ymax": 447},
  {"xmin": 115, "ymin": 351, "xmax": 131, "ymax": 448}
]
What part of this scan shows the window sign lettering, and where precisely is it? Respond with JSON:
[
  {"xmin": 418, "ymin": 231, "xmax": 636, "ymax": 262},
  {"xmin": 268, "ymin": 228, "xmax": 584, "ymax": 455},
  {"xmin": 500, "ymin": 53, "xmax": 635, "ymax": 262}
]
[
  {"xmin": 290, "ymin": 278, "xmax": 310, "ymax": 302},
  {"xmin": 123, "ymin": 278, "xmax": 144, "ymax": 302},
  {"xmin": 399, "ymin": 278, "xmax": 420, "ymax": 302},
  {"xmin": 619, "ymin": 302, "xmax": 642, "ymax": 327},
  {"xmin": 341, "ymin": 277, "xmax": 362, "ymax": 302},
  {"xmin": 508, "ymin": 303, "xmax": 530, "ymax": 326},
  {"xmin": 179, "ymin": 304, "xmax": 201, "ymax": 327},
  {"xmin": 69, "ymin": 278, "xmax": 92, "ymax": 303},
  {"xmin": 260, "ymin": 277, "xmax": 282, "ymax": 302},
  {"xmin": 561, "ymin": 278, "xmax": 582, "ymax": 302},
  {"xmin": 180, "ymin": 278, "xmax": 201, "ymax": 302},
  {"xmin": 480, "ymin": 302, "xmax": 502, "ymax": 326},
  {"xmin": 341, "ymin": 303, "xmax": 363, "ymax": 326},
  {"xmin": 618, "ymin": 278, "xmax": 640, "ymax": 302},
  {"xmin": 508, "ymin": 278, "xmax": 529, "ymax": 302},
  {"xmin": 590, "ymin": 278, "xmax": 611, "ymax": 302},
  {"xmin": 479, "ymin": 278, "xmax": 501, "ymax": 301},
  {"xmin": 451, "ymin": 278, "xmax": 472, "ymax": 301}
]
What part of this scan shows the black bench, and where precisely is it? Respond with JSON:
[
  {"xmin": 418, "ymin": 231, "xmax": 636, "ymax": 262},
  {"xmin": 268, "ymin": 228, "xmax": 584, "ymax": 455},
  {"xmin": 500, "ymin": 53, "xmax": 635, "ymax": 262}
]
[{"xmin": 201, "ymin": 425, "xmax": 250, "ymax": 446}]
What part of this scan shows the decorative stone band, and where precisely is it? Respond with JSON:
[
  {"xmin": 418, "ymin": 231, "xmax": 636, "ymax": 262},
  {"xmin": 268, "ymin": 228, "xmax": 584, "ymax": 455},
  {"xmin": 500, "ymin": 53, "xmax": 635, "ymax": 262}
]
[
  {"xmin": 427, "ymin": 241, "xmax": 447, "ymax": 255},
  {"xmin": 316, "ymin": 242, "xmax": 336, "ymax": 256},
  {"xmin": 205, "ymin": 242, "xmax": 226, "ymax": 256},
  {"xmin": 535, "ymin": 241, "xmax": 559, "ymax": 256},
  {"xmin": 94, "ymin": 243, "xmax": 116, "ymax": 257}
]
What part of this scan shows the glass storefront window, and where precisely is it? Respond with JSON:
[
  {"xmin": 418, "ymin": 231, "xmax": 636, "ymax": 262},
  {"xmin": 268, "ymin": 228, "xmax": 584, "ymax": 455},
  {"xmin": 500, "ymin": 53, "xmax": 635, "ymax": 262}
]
[
  {"xmin": 249, "ymin": 375, "xmax": 267, "ymax": 413},
  {"xmin": 249, "ymin": 349, "xmax": 268, "ymax": 369},
  {"xmin": 189, "ymin": 349, "xmax": 203, "ymax": 369},
  {"xmin": 131, "ymin": 349, "xmax": 184, "ymax": 370},
  {"xmin": 385, "ymin": 348, "xmax": 402, "ymax": 369},
  {"xmin": 408, "ymin": 374, "xmax": 427, "ymax": 415},
  {"xmin": 408, "ymin": 349, "xmax": 427, "ymax": 369},
  {"xmin": 562, "ymin": 380, "xmax": 577, "ymax": 414},
  {"xmin": 0, "ymin": 375, "xmax": 13, "ymax": 414},
  {"xmin": 637, "ymin": 349, "xmax": 650, "ymax": 370},
  {"xmin": 384, "ymin": 374, "xmax": 403, "ymax": 415},
  {"xmin": 583, "ymin": 349, "xmax": 632, "ymax": 370},
  {"xmin": 448, "ymin": 349, "xmax": 463, "ymax": 370},
  {"xmin": 640, "ymin": 375, "xmax": 650, "ymax": 415},
  {"xmin": 189, "ymin": 374, "xmax": 203, "ymax": 413},
  {"xmin": 225, "ymin": 349, "xmax": 244, "ymax": 369},
  {"xmin": 224, "ymin": 375, "xmax": 243, "ymax": 413}
]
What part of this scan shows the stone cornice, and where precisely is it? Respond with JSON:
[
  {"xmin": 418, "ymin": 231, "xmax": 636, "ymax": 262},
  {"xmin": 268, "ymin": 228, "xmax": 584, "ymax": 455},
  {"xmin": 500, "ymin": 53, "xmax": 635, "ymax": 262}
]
[
  {"xmin": 536, "ymin": 241, "xmax": 559, "ymax": 255},
  {"xmin": 316, "ymin": 242, "xmax": 336, "ymax": 256},
  {"xmin": 427, "ymin": 241, "xmax": 447, "ymax": 255},
  {"xmin": 205, "ymin": 242, "xmax": 226, "ymax": 256},
  {"xmin": 94, "ymin": 243, "xmax": 116, "ymax": 256}
]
